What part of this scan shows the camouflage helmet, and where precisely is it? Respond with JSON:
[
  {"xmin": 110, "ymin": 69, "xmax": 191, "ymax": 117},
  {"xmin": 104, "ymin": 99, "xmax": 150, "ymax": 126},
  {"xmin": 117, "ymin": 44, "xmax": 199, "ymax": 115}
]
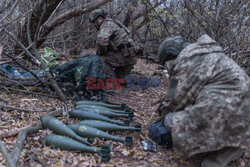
[
  {"xmin": 158, "ymin": 36, "xmax": 189, "ymax": 65},
  {"xmin": 89, "ymin": 9, "xmax": 108, "ymax": 23}
]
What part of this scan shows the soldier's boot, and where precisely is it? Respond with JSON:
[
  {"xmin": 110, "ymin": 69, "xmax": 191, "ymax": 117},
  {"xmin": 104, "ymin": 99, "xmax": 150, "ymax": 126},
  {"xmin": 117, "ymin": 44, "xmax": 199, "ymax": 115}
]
[{"xmin": 201, "ymin": 147, "xmax": 243, "ymax": 167}]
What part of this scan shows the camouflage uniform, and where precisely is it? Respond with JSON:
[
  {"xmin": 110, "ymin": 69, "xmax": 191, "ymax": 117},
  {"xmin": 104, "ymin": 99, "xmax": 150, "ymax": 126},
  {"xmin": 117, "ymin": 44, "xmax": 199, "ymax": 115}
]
[
  {"xmin": 96, "ymin": 18, "xmax": 137, "ymax": 79},
  {"xmin": 159, "ymin": 35, "xmax": 250, "ymax": 157}
]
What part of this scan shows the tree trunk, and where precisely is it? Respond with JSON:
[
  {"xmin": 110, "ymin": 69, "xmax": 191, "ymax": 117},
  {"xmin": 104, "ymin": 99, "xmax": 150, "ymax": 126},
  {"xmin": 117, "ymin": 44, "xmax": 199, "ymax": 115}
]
[
  {"xmin": 37, "ymin": 0, "xmax": 112, "ymax": 49},
  {"xmin": 16, "ymin": 0, "xmax": 64, "ymax": 55}
]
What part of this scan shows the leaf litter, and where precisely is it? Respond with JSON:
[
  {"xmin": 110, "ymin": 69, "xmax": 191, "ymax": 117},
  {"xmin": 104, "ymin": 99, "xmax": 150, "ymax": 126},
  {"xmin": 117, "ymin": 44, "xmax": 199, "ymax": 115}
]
[{"xmin": 0, "ymin": 59, "xmax": 249, "ymax": 167}]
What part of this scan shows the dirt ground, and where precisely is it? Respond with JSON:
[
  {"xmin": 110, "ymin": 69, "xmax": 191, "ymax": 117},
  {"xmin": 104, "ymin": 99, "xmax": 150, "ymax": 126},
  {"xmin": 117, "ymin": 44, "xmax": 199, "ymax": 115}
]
[{"xmin": 0, "ymin": 59, "xmax": 249, "ymax": 167}]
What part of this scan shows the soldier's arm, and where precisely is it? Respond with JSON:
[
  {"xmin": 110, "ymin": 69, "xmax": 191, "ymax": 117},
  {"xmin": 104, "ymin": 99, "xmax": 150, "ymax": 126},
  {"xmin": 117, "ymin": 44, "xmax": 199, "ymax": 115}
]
[
  {"xmin": 96, "ymin": 20, "xmax": 117, "ymax": 46},
  {"xmin": 96, "ymin": 20, "xmax": 119, "ymax": 55},
  {"xmin": 160, "ymin": 57, "xmax": 212, "ymax": 121},
  {"xmin": 96, "ymin": 26, "xmax": 111, "ymax": 56}
]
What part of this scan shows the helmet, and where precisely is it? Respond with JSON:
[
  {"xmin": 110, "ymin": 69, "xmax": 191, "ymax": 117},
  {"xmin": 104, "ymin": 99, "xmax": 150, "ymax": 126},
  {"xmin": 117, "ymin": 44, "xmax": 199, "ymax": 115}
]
[
  {"xmin": 89, "ymin": 9, "xmax": 108, "ymax": 23},
  {"xmin": 158, "ymin": 36, "xmax": 189, "ymax": 65}
]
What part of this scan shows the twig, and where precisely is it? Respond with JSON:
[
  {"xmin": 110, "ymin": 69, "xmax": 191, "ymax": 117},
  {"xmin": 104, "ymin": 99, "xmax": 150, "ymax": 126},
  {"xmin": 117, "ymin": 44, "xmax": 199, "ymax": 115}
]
[
  {"xmin": 0, "ymin": 9, "xmax": 32, "ymax": 30},
  {"xmin": 0, "ymin": 0, "xmax": 20, "ymax": 24},
  {"xmin": 0, "ymin": 104, "xmax": 49, "ymax": 113},
  {"xmin": 0, "ymin": 138, "xmax": 15, "ymax": 167},
  {"xmin": 37, "ymin": 0, "xmax": 112, "ymax": 48},
  {"xmin": 27, "ymin": 10, "xmax": 67, "ymax": 102},
  {"xmin": 143, "ymin": 0, "xmax": 170, "ymax": 36},
  {"xmin": 0, "ymin": 45, "xmax": 3, "ymax": 57},
  {"xmin": 11, "ymin": 125, "xmax": 42, "ymax": 167},
  {"xmin": 3, "ymin": 51, "xmax": 48, "ymax": 86},
  {"xmin": 5, "ymin": 87, "xmax": 62, "ymax": 99},
  {"xmin": 4, "ymin": 30, "xmax": 41, "ymax": 66},
  {"xmin": 0, "ymin": 77, "xmax": 39, "ymax": 87},
  {"xmin": 26, "ymin": 10, "xmax": 67, "ymax": 102},
  {"xmin": 4, "ymin": 28, "xmax": 67, "ymax": 102},
  {"xmin": 33, "ymin": 154, "xmax": 49, "ymax": 166},
  {"xmin": 0, "ymin": 61, "xmax": 12, "ymax": 65},
  {"xmin": 33, "ymin": 3, "xmax": 47, "ymax": 45},
  {"xmin": 0, "ymin": 109, "xmax": 64, "ymax": 166},
  {"xmin": 0, "ymin": 126, "xmax": 31, "ymax": 139},
  {"xmin": 42, "ymin": 0, "xmax": 65, "ymax": 27}
]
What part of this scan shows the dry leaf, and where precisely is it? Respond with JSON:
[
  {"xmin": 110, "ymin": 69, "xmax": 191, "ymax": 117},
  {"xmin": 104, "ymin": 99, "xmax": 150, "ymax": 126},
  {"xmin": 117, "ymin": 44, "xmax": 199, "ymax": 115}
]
[{"xmin": 122, "ymin": 149, "xmax": 130, "ymax": 156}]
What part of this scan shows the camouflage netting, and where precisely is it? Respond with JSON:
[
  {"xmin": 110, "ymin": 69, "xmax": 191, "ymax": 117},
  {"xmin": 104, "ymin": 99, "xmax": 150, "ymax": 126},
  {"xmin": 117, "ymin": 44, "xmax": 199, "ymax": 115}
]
[{"xmin": 52, "ymin": 54, "xmax": 106, "ymax": 101}]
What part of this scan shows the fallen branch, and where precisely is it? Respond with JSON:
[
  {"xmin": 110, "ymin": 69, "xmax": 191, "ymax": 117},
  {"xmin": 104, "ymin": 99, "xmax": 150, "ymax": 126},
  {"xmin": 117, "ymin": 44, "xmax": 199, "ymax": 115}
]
[
  {"xmin": 0, "ymin": 79, "xmax": 39, "ymax": 87},
  {"xmin": 4, "ymin": 30, "xmax": 67, "ymax": 102},
  {"xmin": 4, "ymin": 30, "xmax": 41, "ymax": 66},
  {"xmin": 32, "ymin": 154, "xmax": 49, "ymax": 166},
  {"xmin": 5, "ymin": 87, "xmax": 62, "ymax": 99},
  {"xmin": 0, "ymin": 126, "xmax": 31, "ymax": 139},
  {"xmin": 0, "ymin": 45, "xmax": 3, "ymax": 57},
  {"xmin": 0, "ymin": 104, "xmax": 50, "ymax": 113},
  {"xmin": 0, "ymin": 109, "xmax": 64, "ymax": 166},
  {"xmin": 26, "ymin": 10, "xmax": 67, "ymax": 103},
  {"xmin": 0, "ymin": 109, "xmax": 62, "ymax": 139},
  {"xmin": 3, "ymin": 51, "xmax": 48, "ymax": 87},
  {"xmin": 0, "ymin": 60, "xmax": 12, "ymax": 65},
  {"xmin": 0, "ymin": 0, "xmax": 20, "ymax": 24},
  {"xmin": 11, "ymin": 125, "xmax": 42, "ymax": 167},
  {"xmin": 37, "ymin": 0, "xmax": 112, "ymax": 48},
  {"xmin": 0, "ymin": 105, "xmax": 36, "ymax": 113},
  {"xmin": 0, "ymin": 138, "xmax": 15, "ymax": 167}
]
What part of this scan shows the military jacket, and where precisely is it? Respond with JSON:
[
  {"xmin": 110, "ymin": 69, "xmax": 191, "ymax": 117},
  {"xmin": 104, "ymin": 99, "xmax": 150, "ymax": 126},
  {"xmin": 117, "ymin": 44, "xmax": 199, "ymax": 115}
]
[
  {"xmin": 160, "ymin": 35, "xmax": 250, "ymax": 157},
  {"xmin": 96, "ymin": 18, "xmax": 136, "ymax": 67}
]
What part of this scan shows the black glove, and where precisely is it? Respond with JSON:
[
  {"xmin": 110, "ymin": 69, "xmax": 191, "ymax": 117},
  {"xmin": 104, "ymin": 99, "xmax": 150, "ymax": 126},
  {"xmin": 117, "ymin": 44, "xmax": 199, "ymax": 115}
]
[{"xmin": 149, "ymin": 119, "xmax": 173, "ymax": 148}]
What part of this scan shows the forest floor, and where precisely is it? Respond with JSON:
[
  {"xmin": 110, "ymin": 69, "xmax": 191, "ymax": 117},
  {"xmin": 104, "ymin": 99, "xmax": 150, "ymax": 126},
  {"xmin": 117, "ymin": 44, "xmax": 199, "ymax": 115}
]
[{"xmin": 0, "ymin": 59, "xmax": 249, "ymax": 167}]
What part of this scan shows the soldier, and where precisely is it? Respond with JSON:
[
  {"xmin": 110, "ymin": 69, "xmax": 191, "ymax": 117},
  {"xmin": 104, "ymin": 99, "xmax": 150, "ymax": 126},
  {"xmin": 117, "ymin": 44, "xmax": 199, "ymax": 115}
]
[
  {"xmin": 155, "ymin": 35, "xmax": 250, "ymax": 167},
  {"xmin": 89, "ymin": 9, "xmax": 141, "ymax": 79}
]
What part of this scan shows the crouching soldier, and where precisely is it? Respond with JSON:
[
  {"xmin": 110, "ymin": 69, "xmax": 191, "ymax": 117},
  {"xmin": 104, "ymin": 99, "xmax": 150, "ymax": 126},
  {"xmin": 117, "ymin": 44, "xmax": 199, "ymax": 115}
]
[
  {"xmin": 151, "ymin": 35, "xmax": 250, "ymax": 167},
  {"xmin": 89, "ymin": 9, "xmax": 142, "ymax": 79}
]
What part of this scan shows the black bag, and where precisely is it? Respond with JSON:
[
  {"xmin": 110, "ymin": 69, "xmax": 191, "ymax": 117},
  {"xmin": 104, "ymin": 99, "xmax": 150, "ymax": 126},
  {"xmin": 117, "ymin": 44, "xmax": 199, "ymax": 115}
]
[{"xmin": 149, "ymin": 119, "xmax": 173, "ymax": 148}]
